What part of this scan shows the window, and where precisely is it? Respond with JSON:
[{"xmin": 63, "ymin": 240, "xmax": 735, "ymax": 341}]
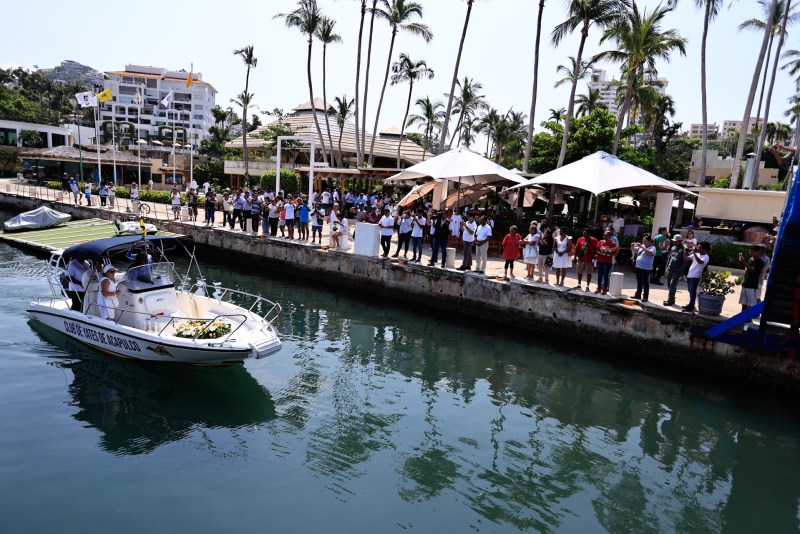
[
  {"xmin": 146, "ymin": 79, "xmax": 157, "ymax": 88},
  {"xmin": 195, "ymin": 105, "xmax": 203, "ymax": 111},
  {"xmin": 0, "ymin": 128, "xmax": 17, "ymax": 146},
  {"xmin": 193, "ymin": 114, "xmax": 203, "ymax": 120},
  {"xmin": 51, "ymin": 134, "xmax": 66, "ymax": 147}
]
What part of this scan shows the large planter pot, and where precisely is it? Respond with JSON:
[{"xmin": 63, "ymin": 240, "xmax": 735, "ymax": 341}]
[{"xmin": 698, "ymin": 293, "xmax": 726, "ymax": 316}]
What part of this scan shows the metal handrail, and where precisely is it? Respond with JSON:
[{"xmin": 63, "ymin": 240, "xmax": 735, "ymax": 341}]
[{"xmin": 188, "ymin": 284, "xmax": 283, "ymax": 326}]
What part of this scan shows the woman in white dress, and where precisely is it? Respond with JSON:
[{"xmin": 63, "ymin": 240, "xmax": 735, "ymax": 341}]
[
  {"xmin": 107, "ymin": 182, "xmax": 116, "ymax": 208},
  {"xmin": 522, "ymin": 223, "xmax": 539, "ymax": 279},
  {"xmin": 552, "ymin": 228, "xmax": 573, "ymax": 286},
  {"xmin": 97, "ymin": 263, "xmax": 119, "ymax": 320}
]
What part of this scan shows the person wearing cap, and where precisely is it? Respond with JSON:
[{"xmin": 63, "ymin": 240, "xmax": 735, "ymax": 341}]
[
  {"xmin": 186, "ymin": 187, "xmax": 198, "ymax": 222},
  {"xmin": 69, "ymin": 176, "xmax": 81, "ymax": 204},
  {"xmin": 97, "ymin": 263, "xmax": 120, "ymax": 320},
  {"xmin": 663, "ymin": 233, "xmax": 687, "ymax": 306}
]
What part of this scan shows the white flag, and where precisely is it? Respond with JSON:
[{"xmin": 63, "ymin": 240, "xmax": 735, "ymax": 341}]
[
  {"xmin": 75, "ymin": 91, "xmax": 97, "ymax": 108},
  {"xmin": 133, "ymin": 89, "xmax": 142, "ymax": 105},
  {"xmin": 160, "ymin": 90, "xmax": 174, "ymax": 108}
]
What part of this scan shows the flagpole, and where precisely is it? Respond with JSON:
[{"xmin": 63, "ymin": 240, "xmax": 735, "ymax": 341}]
[
  {"xmin": 75, "ymin": 101, "xmax": 84, "ymax": 183},
  {"xmin": 172, "ymin": 98, "xmax": 176, "ymax": 187},
  {"xmin": 137, "ymin": 85, "xmax": 142, "ymax": 190},
  {"xmin": 95, "ymin": 95, "xmax": 101, "ymax": 187},
  {"xmin": 189, "ymin": 63, "xmax": 193, "ymax": 188},
  {"xmin": 111, "ymin": 119, "xmax": 117, "ymax": 188}
]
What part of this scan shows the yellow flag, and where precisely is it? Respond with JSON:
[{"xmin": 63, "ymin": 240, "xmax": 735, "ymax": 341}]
[
  {"xmin": 185, "ymin": 71, "xmax": 193, "ymax": 88},
  {"xmin": 96, "ymin": 88, "xmax": 112, "ymax": 103}
]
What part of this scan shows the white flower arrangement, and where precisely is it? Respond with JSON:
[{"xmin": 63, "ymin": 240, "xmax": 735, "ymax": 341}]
[{"xmin": 174, "ymin": 318, "xmax": 232, "ymax": 339}]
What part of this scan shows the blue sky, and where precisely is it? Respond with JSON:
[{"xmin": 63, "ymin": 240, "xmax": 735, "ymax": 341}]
[{"xmin": 3, "ymin": 0, "xmax": 798, "ymax": 138}]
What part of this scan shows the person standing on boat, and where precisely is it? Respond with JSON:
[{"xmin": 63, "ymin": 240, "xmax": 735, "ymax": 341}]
[
  {"xmin": 66, "ymin": 258, "xmax": 88, "ymax": 312},
  {"xmin": 97, "ymin": 264, "xmax": 120, "ymax": 320}
]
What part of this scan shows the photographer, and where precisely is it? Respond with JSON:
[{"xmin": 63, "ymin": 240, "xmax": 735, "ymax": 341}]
[{"xmin": 631, "ymin": 235, "xmax": 656, "ymax": 302}]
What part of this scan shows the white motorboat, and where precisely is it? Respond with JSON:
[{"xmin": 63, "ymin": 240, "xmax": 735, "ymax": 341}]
[
  {"xmin": 27, "ymin": 235, "xmax": 282, "ymax": 366},
  {"xmin": 114, "ymin": 218, "xmax": 158, "ymax": 236},
  {"xmin": 4, "ymin": 206, "xmax": 71, "ymax": 232}
]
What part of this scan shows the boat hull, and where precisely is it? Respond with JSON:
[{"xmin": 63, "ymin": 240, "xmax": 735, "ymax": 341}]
[{"xmin": 27, "ymin": 303, "xmax": 279, "ymax": 366}]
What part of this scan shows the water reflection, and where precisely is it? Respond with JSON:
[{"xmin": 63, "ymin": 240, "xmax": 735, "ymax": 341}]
[{"xmin": 30, "ymin": 320, "xmax": 276, "ymax": 456}]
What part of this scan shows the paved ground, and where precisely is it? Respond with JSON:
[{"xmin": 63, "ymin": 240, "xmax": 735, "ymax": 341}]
[{"xmin": 3, "ymin": 179, "xmax": 750, "ymax": 319}]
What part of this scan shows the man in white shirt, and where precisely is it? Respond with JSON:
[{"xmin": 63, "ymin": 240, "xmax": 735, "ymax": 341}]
[
  {"xmin": 202, "ymin": 181, "xmax": 210, "ymax": 194},
  {"xmin": 379, "ymin": 208, "xmax": 395, "ymax": 257},
  {"xmin": 409, "ymin": 209, "xmax": 426, "ymax": 262},
  {"xmin": 321, "ymin": 190, "xmax": 332, "ymax": 210},
  {"xmin": 284, "ymin": 195, "xmax": 296, "ymax": 239},
  {"xmin": 474, "ymin": 215, "xmax": 492, "ymax": 273},
  {"xmin": 683, "ymin": 242, "xmax": 710, "ymax": 312},
  {"xmin": 457, "ymin": 212, "xmax": 478, "ymax": 271},
  {"xmin": 66, "ymin": 258, "xmax": 88, "ymax": 312}
]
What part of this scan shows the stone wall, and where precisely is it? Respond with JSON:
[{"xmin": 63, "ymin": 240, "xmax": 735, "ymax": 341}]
[{"xmin": 3, "ymin": 192, "xmax": 800, "ymax": 390}]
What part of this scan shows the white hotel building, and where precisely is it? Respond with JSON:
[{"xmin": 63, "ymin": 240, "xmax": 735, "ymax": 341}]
[{"xmin": 100, "ymin": 65, "xmax": 217, "ymax": 148}]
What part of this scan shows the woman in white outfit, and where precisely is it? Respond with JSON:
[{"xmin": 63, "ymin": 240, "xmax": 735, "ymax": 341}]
[
  {"xmin": 97, "ymin": 263, "xmax": 119, "ymax": 320},
  {"xmin": 552, "ymin": 228, "xmax": 573, "ymax": 286},
  {"xmin": 522, "ymin": 223, "xmax": 539, "ymax": 279}
]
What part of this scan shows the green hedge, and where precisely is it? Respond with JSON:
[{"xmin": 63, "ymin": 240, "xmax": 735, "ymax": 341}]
[{"xmin": 260, "ymin": 169, "xmax": 301, "ymax": 194}]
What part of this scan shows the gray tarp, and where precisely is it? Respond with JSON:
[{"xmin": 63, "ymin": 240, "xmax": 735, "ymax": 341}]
[{"xmin": 3, "ymin": 206, "xmax": 71, "ymax": 232}]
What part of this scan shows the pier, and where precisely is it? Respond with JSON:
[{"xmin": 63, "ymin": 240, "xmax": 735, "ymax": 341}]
[{"xmin": 2, "ymin": 180, "xmax": 798, "ymax": 390}]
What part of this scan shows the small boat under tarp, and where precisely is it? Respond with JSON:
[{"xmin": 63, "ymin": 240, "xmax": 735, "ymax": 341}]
[
  {"xmin": 4, "ymin": 206, "xmax": 71, "ymax": 232},
  {"xmin": 114, "ymin": 219, "xmax": 158, "ymax": 236}
]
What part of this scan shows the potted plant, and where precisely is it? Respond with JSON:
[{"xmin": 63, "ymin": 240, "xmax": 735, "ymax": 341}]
[{"xmin": 697, "ymin": 270, "xmax": 740, "ymax": 316}]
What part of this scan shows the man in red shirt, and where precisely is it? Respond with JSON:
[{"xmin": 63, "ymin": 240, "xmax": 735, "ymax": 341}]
[
  {"xmin": 595, "ymin": 230, "xmax": 618, "ymax": 294},
  {"xmin": 572, "ymin": 228, "xmax": 598, "ymax": 291}
]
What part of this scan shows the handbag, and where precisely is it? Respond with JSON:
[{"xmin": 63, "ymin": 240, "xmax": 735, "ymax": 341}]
[{"xmin": 544, "ymin": 256, "xmax": 553, "ymax": 267}]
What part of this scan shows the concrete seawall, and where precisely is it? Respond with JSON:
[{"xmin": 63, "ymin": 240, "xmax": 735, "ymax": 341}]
[{"xmin": 3, "ymin": 192, "xmax": 799, "ymax": 390}]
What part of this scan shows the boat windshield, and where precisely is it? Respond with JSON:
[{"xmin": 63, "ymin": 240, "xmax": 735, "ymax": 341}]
[{"xmin": 124, "ymin": 261, "xmax": 176, "ymax": 293}]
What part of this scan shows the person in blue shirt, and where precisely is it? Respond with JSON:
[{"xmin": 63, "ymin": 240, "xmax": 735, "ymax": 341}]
[
  {"xmin": 232, "ymin": 192, "xmax": 245, "ymax": 230},
  {"xmin": 297, "ymin": 201, "xmax": 310, "ymax": 240}
]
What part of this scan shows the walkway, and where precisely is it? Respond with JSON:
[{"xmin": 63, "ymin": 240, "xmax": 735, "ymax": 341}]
[{"xmin": 1, "ymin": 178, "xmax": 748, "ymax": 319}]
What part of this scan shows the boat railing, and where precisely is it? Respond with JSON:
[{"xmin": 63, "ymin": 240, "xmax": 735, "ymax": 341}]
[
  {"xmin": 188, "ymin": 284, "xmax": 283, "ymax": 327},
  {"xmin": 84, "ymin": 303, "xmax": 250, "ymax": 341}
]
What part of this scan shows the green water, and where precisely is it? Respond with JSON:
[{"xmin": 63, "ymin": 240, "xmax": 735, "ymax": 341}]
[{"xmin": 0, "ymin": 213, "xmax": 799, "ymax": 533}]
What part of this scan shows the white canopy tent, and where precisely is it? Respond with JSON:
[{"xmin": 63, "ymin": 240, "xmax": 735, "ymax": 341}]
[
  {"xmin": 510, "ymin": 151, "xmax": 700, "ymax": 235},
  {"xmin": 386, "ymin": 147, "xmax": 527, "ymax": 208},
  {"xmin": 613, "ymin": 195, "xmax": 696, "ymax": 210}
]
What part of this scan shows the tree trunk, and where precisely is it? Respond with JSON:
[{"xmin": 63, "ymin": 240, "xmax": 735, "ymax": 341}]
[
  {"xmin": 368, "ymin": 29, "xmax": 398, "ymax": 166},
  {"xmin": 361, "ymin": 0, "xmax": 378, "ymax": 165},
  {"xmin": 549, "ymin": 28, "xmax": 587, "ymax": 220},
  {"xmin": 354, "ymin": 1, "xmax": 366, "ymax": 167},
  {"xmin": 243, "ymin": 66, "xmax": 250, "ymax": 182},
  {"xmin": 306, "ymin": 36, "xmax": 328, "ymax": 165},
  {"xmin": 612, "ymin": 69, "xmax": 636, "ymax": 156},
  {"xmin": 754, "ymin": 33, "xmax": 776, "ymax": 141},
  {"xmin": 450, "ymin": 107, "xmax": 466, "ymax": 148},
  {"xmin": 338, "ymin": 125, "xmax": 344, "ymax": 170},
  {"xmin": 753, "ymin": 0, "xmax": 792, "ymax": 189},
  {"xmin": 439, "ymin": 0, "xmax": 473, "ymax": 154},
  {"xmin": 523, "ymin": 0, "xmax": 545, "ymax": 174},
  {"xmin": 699, "ymin": 0, "xmax": 711, "ymax": 187},
  {"xmin": 732, "ymin": 0, "xmax": 778, "ymax": 188},
  {"xmin": 397, "ymin": 81, "xmax": 414, "ymax": 169},
  {"xmin": 321, "ymin": 44, "xmax": 336, "ymax": 167}
]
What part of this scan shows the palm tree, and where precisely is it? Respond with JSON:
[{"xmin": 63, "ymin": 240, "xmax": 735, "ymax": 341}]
[
  {"xmin": 331, "ymin": 95, "xmax": 355, "ymax": 167},
  {"xmin": 360, "ymin": 0, "xmax": 380, "ymax": 167},
  {"xmin": 553, "ymin": 56, "xmax": 594, "ymax": 88},
  {"xmin": 752, "ymin": 0, "xmax": 795, "ymax": 188},
  {"xmin": 353, "ymin": 0, "xmax": 367, "ymax": 166},
  {"xmin": 738, "ymin": 0, "xmax": 798, "ymax": 138},
  {"xmin": 595, "ymin": 2, "xmax": 686, "ymax": 155},
  {"xmin": 316, "ymin": 16, "xmax": 342, "ymax": 166},
  {"xmin": 493, "ymin": 109, "xmax": 527, "ymax": 164},
  {"xmin": 233, "ymin": 45, "xmax": 257, "ymax": 180},
  {"xmin": 391, "ymin": 53, "xmax": 434, "ymax": 168},
  {"xmin": 477, "ymin": 108, "xmax": 501, "ymax": 158},
  {"xmin": 695, "ymin": 0, "xmax": 725, "ymax": 187},
  {"xmin": 450, "ymin": 77, "xmax": 487, "ymax": 147},
  {"xmin": 548, "ymin": 107, "xmax": 566, "ymax": 123},
  {"xmin": 231, "ymin": 92, "xmax": 256, "ymax": 165},
  {"xmin": 552, "ymin": 0, "xmax": 629, "ymax": 168},
  {"xmin": 407, "ymin": 96, "xmax": 444, "ymax": 159},
  {"xmin": 523, "ymin": 0, "xmax": 547, "ymax": 174},
  {"xmin": 368, "ymin": 0, "xmax": 433, "ymax": 166},
  {"xmin": 732, "ymin": 0, "xmax": 779, "ymax": 188},
  {"xmin": 19, "ymin": 129, "xmax": 42, "ymax": 148},
  {"xmin": 575, "ymin": 87, "xmax": 605, "ymax": 116},
  {"xmin": 274, "ymin": 0, "xmax": 328, "ymax": 165},
  {"xmin": 439, "ymin": 0, "xmax": 475, "ymax": 154}
]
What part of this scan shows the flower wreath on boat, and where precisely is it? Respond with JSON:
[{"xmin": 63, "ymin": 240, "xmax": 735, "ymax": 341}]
[{"xmin": 174, "ymin": 318, "xmax": 232, "ymax": 339}]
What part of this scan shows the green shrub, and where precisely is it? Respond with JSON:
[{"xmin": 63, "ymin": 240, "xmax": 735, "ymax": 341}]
[
  {"xmin": 706, "ymin": 243, "xmax": 750, "ymax": 269},
  {"xmin": 260, "ymin": 169, "xmax": 301, "ymax": 194}
]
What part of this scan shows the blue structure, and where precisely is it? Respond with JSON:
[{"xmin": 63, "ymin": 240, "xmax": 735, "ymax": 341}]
[{"xmin": 702, "ymin": 164, "xmax": 800, "ymax": 357}]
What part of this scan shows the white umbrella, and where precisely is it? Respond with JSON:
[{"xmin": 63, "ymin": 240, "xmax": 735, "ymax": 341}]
[
  {"xmin": 614, "ymin": 194, "xmax": 695, "ymax": 209},
  {"xmin": 385, "ymin": 147, "xmax": 527, "ymax": 186},
  {"xmin": 396, "ymin": 181, "xmax": 437, "ymax": 206},
  {"xmin": 136, "ymin": 139, "xmax": 148, "ymax": 145},
  {"xmin": 509, "ymin": 151, "xmax": 698, "ymax": 197},
  {"xmin": 151, "ymin": 140, "xmax": 164, "ymax": 146},
  {"xmin": 443, "ymin": 184, "xmax": 492, "ymax": 209}
]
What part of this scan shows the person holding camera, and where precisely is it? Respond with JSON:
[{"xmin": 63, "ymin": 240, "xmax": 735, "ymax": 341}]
[
  {"xmin": 738, "ymin": 245, "xmax": 765, "ymax": 311},
  {"xmin": 682, "ymin": 242, "xmax": 711, "ymax": 312},
  {"xmin": 631, "ymin": 235, "xmax": 656, "ymax": 302}
]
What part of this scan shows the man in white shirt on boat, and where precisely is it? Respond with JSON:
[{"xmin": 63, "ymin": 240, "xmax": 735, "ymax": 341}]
[{"xmin": 66, "ymin": 258, "xmax": 88, "ymax": 312}]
